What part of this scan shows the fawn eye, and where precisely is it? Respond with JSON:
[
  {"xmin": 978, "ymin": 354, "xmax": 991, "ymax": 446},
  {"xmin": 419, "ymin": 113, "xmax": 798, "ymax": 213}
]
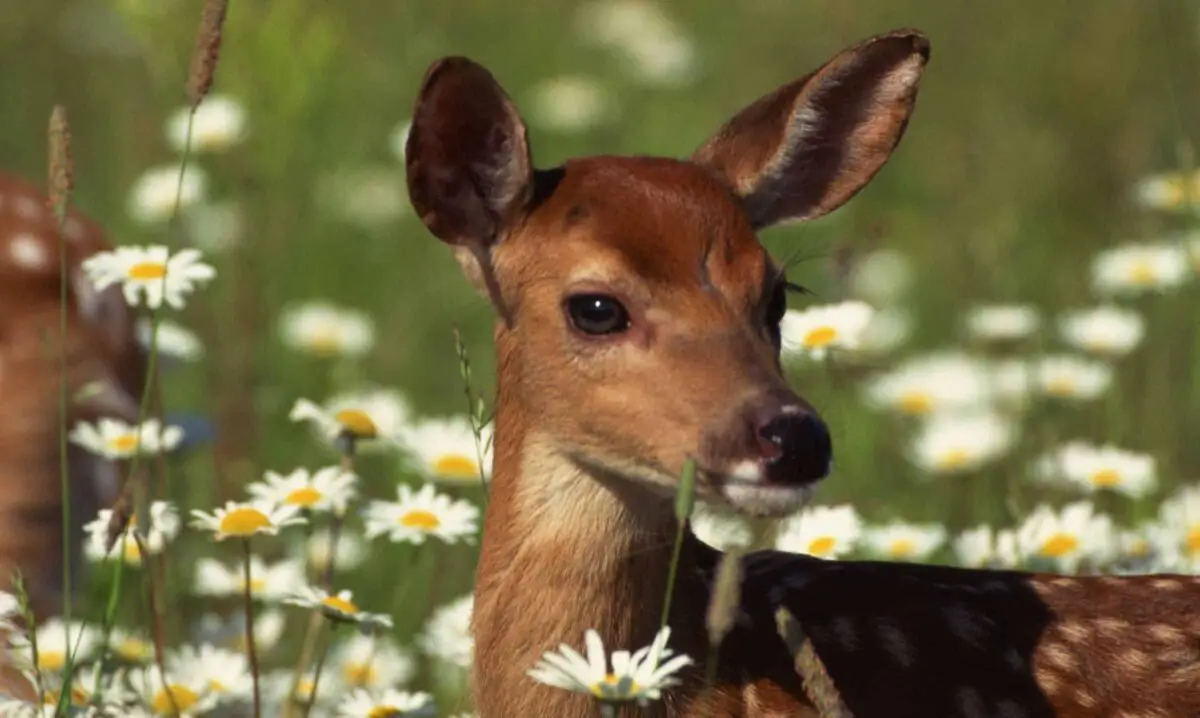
[{"xmin": 566, "ymin": 294, "xmax": 631, "ymax": 336}]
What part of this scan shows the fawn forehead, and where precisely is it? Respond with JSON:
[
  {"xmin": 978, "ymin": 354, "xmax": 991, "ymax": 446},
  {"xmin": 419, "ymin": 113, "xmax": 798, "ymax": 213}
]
[{"xmin": 521, "ymin": 156, "xmax": 772, "ymax": 296}]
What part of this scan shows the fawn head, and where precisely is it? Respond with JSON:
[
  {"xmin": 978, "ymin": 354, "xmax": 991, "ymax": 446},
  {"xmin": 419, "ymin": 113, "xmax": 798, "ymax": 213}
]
[{"xmin": 406, "ymin": 31, "xmax": 929, "ymax": 517}]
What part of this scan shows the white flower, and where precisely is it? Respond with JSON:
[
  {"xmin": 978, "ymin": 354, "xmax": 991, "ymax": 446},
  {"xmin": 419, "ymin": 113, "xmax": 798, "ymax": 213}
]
[
  {"xmin": 167, "ymin": 644, "xmax": 252, "ymax": 703},
  {"xmin": 388, "ymin": 120, "xmax": 412, "ymax": 163},
  {"xmin": 9, "ymin": 618, "xmax": 97, "ymax": 672},
  {"xmin": 165, "ymin": 95, "xmax": 247, "ymax": 153},
  {"xmin": 1091, "ymin": 242, "xmax": 1191, "ymax": 296},
  {"xmin": 189, "ymin": 500, "xmax": 307, "ymax": 540},
  {"xmin": 1035, "ymin": 355, "xmax": 1112, "ymax": 401},
  {"xmin": 953, "ymin": 525, "xmax": 1019, "ymax": 568},
  {"xmin": 400, "ymin": 416, "xmax": 492, "ymax": 484},
  {"xmin": 184, "ymin": 200, "xmax": 244, "ymax": 252},
  {"xmin": 575, "ymin": 0, "xmax": 679, "ymax": 48},
  {"xmin": 69, "ymin": 418, "xmax": 183, "ymax": 460},
  {"xmin": 131, "ymin": 665, "xmax": 218, "ymax": 717},
  {"xmin": 1116, "ymin": 526, "xmax": 1157, "ymax": 563},
  {"xmin": 364, "ymin": 483, "xmax": 479, "ymax": 545},
  {"xmin": 851, "ymin": 307, "xmax": 912, "ymax": 356},
  {"xmin": 329, "ymin": 633, "xmax": 416, "ymax": 690},
  {"xmin": 108, "ymin": 627, "xmax": 156, "ymax": 664},
  {"xmin": 284, "ymin": 586, "xmax": 393, "ymax": 630},
  {"xmin": 779, "ymin": 301, "xmax": 875, "ymax": 360},
  {"xmin": 774, "ymin": 504, "xmax": 862, "ymax": 559},
  {"xmin": 1132, "ymin": 170, "xmax": 1200, "ymax": 212},
  {"xmin": 420, "ymin": 594, "xmax": 473, "ymax": 668},
  {"xmin": 965, "ymin": 304, "xmax": 1040, "ymax": 342},
  {"xmin": 279, "ymin": 301, "xmax": 376, "ymax": 358},
  {"xmin": 1154, "ymin": 485, "xmax": 1200, "ymax": 567},
  {"xmin": 81, "ymin": 245, "xmax": 215, "ymax": 309},
  {"xmin": 862, "ymin": 522, "xmax": 947, "ymax": 561},
  {"xmin": 863, "ymin": 353, "xmax": 993, "ymax": 416},
  {"xmin": 336, "ymin": 689, "xmax": 435, "ymax": 718},
  {"xmin": 527, "ymin": 76, "xmax": 615, "ymax": 133},
  {"xmin": 528, "ymin": 626, "xmax": 693, "ymax": 705},
  {"xmin": 907, "ymin": 411, "xmax": 1016, "ymax": 474},
  {"xmin": 83, "ymin": 500, "xmax": 180, "ymax": 566},
  {"xmin": 127, "ymin": 164, "xmax": 208, "ymax": 224},
  {"xmin": 193, "ymin": 555, "xmax": 305, "ymax": 600},
  {"xmin": 988, "ymin": 360, "xmax": 1037, "ymax": 411},
  {"xmin": 293, "ymin": 527, "xmax": 368, "ymax": 574},
  {"xmin": 247, "ymin": 466, "xmax": 358, "ymax": 514},
  {"xmin": 316, "ymin": 166, "xmax": 409, "ymax": 228},
  {"xmin": 290, "ymin": 388, "xmax": 411, "ymax": 450},
  {"xmin": 199, "ymin": 609, "xmax": 287, "ymax": 654},
  {"xmin": 689, "ymin": 504, "xmax": 753, "ymax": 551},
  {"xmin": 1033, "ymin": 442, "xmax": 1157, "ymax": 498},
  {"xmin": 1058, "ymin": 306, "xmax": 1145, "ymax": 357},
  {"xmin": 136, "ymin": 318, "xmax": 204, "ymax": 361},
  {"xmin": 848, "ymin": 248, "xmax": 913, "ymax": 304},
  {"xmin": 617, "ymin": 32, "xmax": 698, "ymax": 87},
  {"xmin": 0, "ymin": 590, "xmax": 19, "ymax": 631},
  {"xmin": 1016, "ymin": 501, "xmax": 1115, "ymax": 572}
]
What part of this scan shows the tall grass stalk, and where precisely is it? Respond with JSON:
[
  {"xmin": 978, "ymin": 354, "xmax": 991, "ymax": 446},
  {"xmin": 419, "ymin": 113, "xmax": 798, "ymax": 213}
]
[
  {"xmin": 10, "ymin": 572, "xmax": 46, "ymax": 707},
  {"xmin": 453, "ymin": 324, "xmax": 491, "ymax": 503},
  {"xmin": 301, "ymin": 624, "xmax": 334, "ymax": 718},
  {"xmin": 659, "ymin": 459, "xmax": 696, "ymax": 629}
]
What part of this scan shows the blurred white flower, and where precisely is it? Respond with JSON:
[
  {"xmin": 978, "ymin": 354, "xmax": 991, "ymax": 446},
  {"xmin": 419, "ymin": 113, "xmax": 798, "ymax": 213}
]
[
  {"xmin": 136, "ymin": 317, "xmax": 204, "ymax": 361},
  {"xmin": 184, "ymin": 200, "xmax": 244, "ymax": 252},
  {"xmin": 1154, "ymin": 485, "xmax": 1200, "ymax": 568},
  {"xmin": 294, "ymin": 527, "xmax": 368, "ymax": 574},
  {"xmin": 190, "ymin": 501, "xmax": 306, "ymax": 541},
  {"xmin": 329, "ymin": 633, "xmax": 416, "ymax": 690},
  {"xmin": 965, "ymin": 304, "xmax": 1040, "ymax": 342},
  {"xmin": 109, "ymin": 627, "xmax": 156, "ymax": 664},
  {"xmin": 848, "ymin": 249, "xmax": 913, "ymax": 304},
  {"xmin": 1035, "ymin": 355, "xmax": 1112, "ymax": 401},
  {"xmin": 689, "ymin": 503, "xmax": 753, "ymax": 551},
  {"xmin": 280, "ymin": 301, "xmax": 376, "ymax": 359},
  {"xmin": 83, "ymin": 500, "xmax": 180, "ymax": 566},
  {"xmin": 284, "ymin": 586, "xmax": 393, "ymax": 630},
  {"xmin": 128, "ymin": 164, "xmax": 208, "ymax": 224},
  {"xmin": 290, "ymin": 387, "xmax": 411, "ymax": 450},
  {"xmin": 167, "ymin": 643, "xmax": 252, "ymax": 704},
  {"xmin": 69, "ymin": 418, "xmax": 183, "ymax": 460},
  {"xmin": 364, "ymin": 483, "xmax": 479, "ymax": 545},
  {"xmin": 1033, "ymin": 442, "xmax": 1157, "ymax": 498},
  {"xmin": 82, "ymin": 245, "xmax": 215, "ymax": 309},
  {"xmin": 863, "ymin": 352, "xmax": 993, "ymax": 416},
  {"xmin": 779, "ymin": 301, "xmax": 875, "ymax": 361},
  {"xmin": 953, "ymin": 525, "xmax": 1019, "ymax": 568},
  {"xmin": 336, "ymin": 689, "xmax": 435, "ymax": 718},
  {"xmin": 988, "ymin": 359, "xmax": 1037, "ymax": 412},
  {"xmin": 131, "ymin": 665, "xmax": 218, "ymax": 717},
  {"xmin": 317, "ymin": 167, "xmax": 409, "ymax": 228},
  {"xmin": 774, "ymin": 504, "xmax": 862, "ymax": 559},
  {"xmin": 527, "ymin": 76, "xmax": 615, "ymax": 133},
  {"xmin": 617, "ymin": 32, "xmax": 699, "ymax": 87},
  {"xmin": 388, "ymin": 119, "xmax": 412, "ymax": 163},
  {"xmin": 851, "ymin": 307, "xmax": 912, "ymax": 356},
  {"xmin": 165, "ymin": 95, "xmax": 247, "ymax": 153},
  {"xmin": 247, "ymin": 466, "xmax": 358, "ymax": 514},
  {"xmin": 194, "ymin": 556, "xmax": 305, "ymax": 600},
  {"xmin": 9, "ymin": 618, "xmax": 97, "ymax": 672},
  {"xmin": 1116, "ymin": 526, "xmax": 1157, "ymax": 563},
  {"xmin": 1132, "ymin": 170, "xmax": 1200, "ymax": 212},
  {"xmin": 420, "ymin": 594, "xmax": 473, "ymax": 668},
  {"xmin": 0, "ymin": 590, "xmax": 18, "ymax": 632},
  {"xmin": 575, "ymin": 0, "xmax": 678, "ymax": 48},
  {"xmin": 528, "ymin": 626, "xmax": 693, "ymax": 706},
  {"xmin": 1015, "ymin": 501, "xmax": 1114, "ymax": 572},
  {"xmin": 401, "ymin": 416, "xmax": 492, "ymax": 485},
  {"xmin": 201, "ymin": 608, "xmax": 287, "ymax": 654},
  {"xmin": 862, "ymin": 521, "xmax": 946, "ymax": 561},
  {"xmin": 908, "ymin": 411, "xmax": 1016, "ymax": 474},
  {"xmin": 1091, "ymin": 242, "xmax": 1191, "ymax": 296},
  {"xmin": 1057, "ymin": 306, "xmax": 1145, "ymax": 357}
]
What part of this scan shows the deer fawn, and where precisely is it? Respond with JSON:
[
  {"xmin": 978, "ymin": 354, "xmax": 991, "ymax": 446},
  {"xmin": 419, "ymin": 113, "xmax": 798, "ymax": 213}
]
[
  {"xmin": 405, "ymin": 29, "xmax": 1200, "ymax": 718},
  {"xmin": 0, "ymin": 172, "xmax": 148, "ymax": 625}
]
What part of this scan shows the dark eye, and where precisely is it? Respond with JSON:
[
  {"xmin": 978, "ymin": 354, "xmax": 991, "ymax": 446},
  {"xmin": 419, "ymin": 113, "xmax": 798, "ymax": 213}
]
[
  {"xmin": 765, "ymin": 284, "xmax": 787, "ymax": 332},
  {"xmin": 566, "ymin": 294, "xmax": 631, "ymax": 336}
]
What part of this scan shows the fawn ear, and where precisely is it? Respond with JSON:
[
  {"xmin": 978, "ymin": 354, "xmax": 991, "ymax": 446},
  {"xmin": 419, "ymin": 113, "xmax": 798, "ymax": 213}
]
[
  {"xmin": 406, "ymin": 56, "xmax": 534, "ymax": 250},
  {"xmin": 692, "ymin": 30, "xmax": 929, "ymax": 229}
]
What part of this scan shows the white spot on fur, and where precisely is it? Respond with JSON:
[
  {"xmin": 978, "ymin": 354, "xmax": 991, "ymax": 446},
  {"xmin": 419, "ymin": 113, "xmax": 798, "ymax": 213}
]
[
  {"xmin": 1149, "ymin": 624, "xmax": 1185, "ymax": 643},
  {"xmin": 944, "ymin": 605, "xmax": 987, "ymax": 647},
  {"xmin": 954, "ymin": 686, "xmax": 986, "ymax": 718},
  {"xmin": 721, "ymin": 482, "xmax": 812, "ymax": 517},
  {"xmin": 1151, "ymin": 578, "xmax": 1183, "ymax": 591},
  {"xmin": 779, "ymin": 404, "xmax": 803, "ymax": 416},
  {"xmin": 64, "ymin": 216, "xmax": 87, "ymax": 242},
  {"xmin": 1119, "ymin": 647, "xmax": 1152, "ymax": 673},
  {"xmin": 1056, "ymin": 621, "xmax": 1090, "ymax": 644},
  {"xmin": 1041, "ymin": 643, "xmax": 1078, "ymax": 671},
  {"xmin": 9, "ymin": 233, "xmax": 49, "ymax": 270},
  {"xmin": 13, "ymin": 195, "xmax": 41, "ymax": 219},
  {"xmin": 875, "ymin": 618, "xmax": 913, "ymax": 667},
  {"xmin": 1095, "ymin": 617, "xmax": 1130, "ymax": 638},
  {"xmin": 1075, "ymin": 689, "xmax": 1097, "ymax": 708},
  {"xmin": 729, "ymin": 459, "xmax": 762, "ymax": 482},
  {"xmin": 830, "ymin": 616, "xmax": 858, "ymax": 650}
]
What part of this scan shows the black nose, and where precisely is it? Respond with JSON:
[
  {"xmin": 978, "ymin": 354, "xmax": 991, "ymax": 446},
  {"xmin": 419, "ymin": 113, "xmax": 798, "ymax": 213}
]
[{"xmin": 755, "ymin": 409, "xmax": 832, "ymax": 485}]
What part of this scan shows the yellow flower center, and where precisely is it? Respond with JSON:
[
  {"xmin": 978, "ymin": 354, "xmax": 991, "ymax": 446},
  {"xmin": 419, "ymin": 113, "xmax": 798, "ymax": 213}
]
[
  {"xmin": 1090, "ymin": 468, "xmax": 1121, "ymax": 487},
  {"xmin": 209, "ymin": 679, "xmax": 228, "ymax": 694},
  {"xmin": 1127, "ymin": 259, "xmax": 1157, "ymax": 285},
  {"xmin": 116, "ymin": 638, "xmax": 151, "ymax": 661},
  {"xmin": 807, "ymin": 536, "xmax": 837, "ymax": 557},
  {"xmin": 42, "ymin": 688, "xmax": 87, "ymax": 706},
  {"xmin": 936, "ymin": 449, "xmax": 970, "ymax": 471},
  {"xmin": 217, "ymin": 507, "xmax": 272, "ymax": 536},
  {"xmin": 321, "ymin": 595, "xmax": 359, "ymax": 615},
  {"xmin": 1045, "ymin": 377, "xmax": 1076, "ymax": 397},
  {"xmin": 897, "ymin": 392, "xmax": 933, "ymax": 415},
  {"xmin": 400, "ymin": 510, "xmax": 441, "ymax": 531},
  {"xmin": 1126, "ymin": 539, "xmax": 1150, "ymax": 558},
  {"xmin": 296, "ymin": 678, "xmax": 315, "ymax": 700},
  {"xmin": 285, "ymin": 487, "xmax": 324, "ymax": 507},
  {"xmin": 1186, "ymin": 526, "xmax": 1200, "ymax": 555},
  {"xmin": 128, "ymin": 261, "xmax": 168, "ymax": 280},
  {"xmin": 888, "ymin": 539, "xmax": 917, "ymax": 557},
  {"xmin": 367, "ymin": 707, "xmax": 402, "ymax": 718},
  {"xmin": 1040, "ymin": 533, "xmax": 1079, "ymax": 558},
  {"xmin": 344, "ymin": 662, "xmax": 377, "ymax": 687},
  {"xmin": 434, "ymin": 454, "xmax": 479, "ymax": 479},
  {"xmin": 590, "ymin": 674, "xmax": 639, "ymax": 697},
  {"xmin": 109, "ymin": 434, "xmax": 140, "ymax": 452},
  {"xmin": 803, "ymin": 326, "xmax": 838, "ymax": 349},
  {"xmin": 38, "ymin": 650, "xmax": 66, "ymax": 672},
  {"xmin": 152, "ymin": 684, "xmax": 199, "ymax": 713},
  {"xmin": 334, "ymin": 409, "xmax": 378, "ymax": 438},
  {"xmin": 237, "ymin": 577, "xmax": 268, "ymax": 594},
  {"xmin": 120, "ymin": 536, "xmax": 143, "ymax": 564},
  {"xmin": 307, "ymin": 330, "xmax": 344, "ymax": 356}
]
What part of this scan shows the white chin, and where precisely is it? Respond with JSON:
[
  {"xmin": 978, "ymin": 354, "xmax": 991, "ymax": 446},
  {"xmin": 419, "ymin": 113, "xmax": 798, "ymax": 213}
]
[{"xmin": 720, "ymin": 482, "xmax": 816, "ymax": 518}]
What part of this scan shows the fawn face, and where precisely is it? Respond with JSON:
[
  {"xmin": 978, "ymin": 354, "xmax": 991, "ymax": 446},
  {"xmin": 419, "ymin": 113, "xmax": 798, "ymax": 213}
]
[{"xmin": 406, "ymin": 32, "xmax": 929, "ymax": 517}]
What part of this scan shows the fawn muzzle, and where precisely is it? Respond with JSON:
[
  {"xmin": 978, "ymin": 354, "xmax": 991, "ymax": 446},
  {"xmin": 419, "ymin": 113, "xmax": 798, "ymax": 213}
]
[{"xmin": 755, "ymin": 404, "xmax": 832, "ymax": 486}]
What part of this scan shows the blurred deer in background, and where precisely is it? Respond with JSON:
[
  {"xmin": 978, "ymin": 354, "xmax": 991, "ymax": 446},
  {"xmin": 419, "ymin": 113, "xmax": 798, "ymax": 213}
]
[
  {"xmin": 405, "ymin": 28, "xmax": 1200, "ymax": 718},
  {"xmin": 0, "ymin": 172, "xmax": 149, "ymax": 623}
]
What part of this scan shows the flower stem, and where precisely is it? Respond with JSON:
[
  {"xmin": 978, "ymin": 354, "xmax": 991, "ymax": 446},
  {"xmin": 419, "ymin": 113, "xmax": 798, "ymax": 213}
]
[
  {"xmin": 301, "ymin": 623, "xmax": 333, "ymax": 718},
  {"xmin": 243, "ymin": 538, "xmax": 262, "ymax": 718},
  {"xmin": 660, "ymin": 459, "xmax": 697, "ymax": 629}
]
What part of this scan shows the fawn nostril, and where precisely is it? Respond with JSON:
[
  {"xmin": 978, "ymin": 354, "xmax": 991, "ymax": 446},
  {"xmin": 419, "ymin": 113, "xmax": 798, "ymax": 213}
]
[{"xmin": 755, "ymin": 409, "xmax": 832, "ymax": 485}]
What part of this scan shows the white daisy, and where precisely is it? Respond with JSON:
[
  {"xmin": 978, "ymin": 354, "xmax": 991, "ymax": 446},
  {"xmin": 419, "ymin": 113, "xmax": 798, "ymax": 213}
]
[
  {"xmin": 81, "ymin": 245, "xmax": 216, "ymax": 309},
  {"xmin": 1058, "ymin": 305, "xmax": 1145, "ymax": 357},
  {"xmin": 329, "ymin": 633, "xmax": 416, "ymax": 690},
  {"xmin": 575, "ymin": 0, "xmax": 677, "ymax": 48},
  {"xmin": 108, "ymin": 627, "xmax": 156, "ymax": 664},
  {"xmin": 68, "ymin": 418, "xmax": 183, "ymax": 460},
  {"xmin": 165, "ymin": 95, "xmax": 247, "ymax": 153},
  {"xmin": 528, "ymin": 626, "xmax": 693, "ymax": 705},
  {"xmin": 964, "ymin": 304, "xmax": 1040, "ymax": 342},
  {"xmin": 193, "ymin": 555, "xmax": 306, "ymax": 600},
  {"xmin": 1091, "ymin": 242, "xmax": 1191, "ymax": 296},
  {"xmin": 1132, "ymin": 169, "xmax": 1200, "ymax": 212},
  {"xmin": 420, "ymin": 594, "xmax": 473, "ymax": 669},
  {"xmin": 199, "ymin": 608, "xmax": 287, "ymax": 654},
  {"xmin": 1033, "ymin": 442, "xmax": 1157, "ymax": 498},
  {"xmin": 862, "ymin": 521, "xmax": 947, "ymax": 561},
  {"xmin": 689, "ymin": 503, "xmax": 753, "ymax": 551},
  {"xmin": 851, "ymin": 307, "xmax": 912, "ymax": 356},
  {"xmin": 364, "ymin": 483, "xmax": 479, "ymax": 545},
  {"xmin": 127, "ymin": 164, "xmax": 208, "ymax": 224},
  {"xmin": 167, "ymin": 643, "xmax": 252, "ymax": 703},
  {"xmin": 1116, "ymin": 526, "xmax": 1157, "ymax": 563},
  {"xmin": 527, "ymin": 76, "xmax": 615, "ymax": 133},
  {"xmin": 131, "ymin": 665, "xmax": 218, "ymax": 717},
  {"xmin": 1015, "ymin": 501, "xmax": 1115, "ymax": 572},
  {"xmin": 907, "ymin": 411, "xmax": 1016, "ymax": 474},
  {"xmin": 774, "ymin": 504, "xmax": 862, "ymax": 559},
  {"xmin": 617, "ymin": 31, "xmax": 698, "ymax": 87},
  {"xmin": 9, "ymin": 618, "xmax": 98, "ymax": 672},
  {"xmin": 863, "ymin": 352, "xmax": 993, "ymax": 416},
  {"xmin": 247, "ymin": 466, "xmax": 358, "ymax": 514},
  {"xmin": 0, "ymin": 589, "xmax": 19, "ymax": 631},
  {"xmin": 283, "ymin": 586, "xmax": 393, "ymax": 630},
  {"xmin": 136, "ymin": 318, "xmax": 204, "ymax": 361},
  {"xmin": 83, "ymin": 500, "xmax": 180, "ymax": 566},
  {"xmin": 315, "ymin": 166, "xmax": 410, "ymax": 228},
  {"xmin": 336, "ymin": 689, "xmax": 435, "ymax": 718},
  {"xmin": 293, "ymin": 527, "xmax": 368, "ymax": 575},
  {"xmin": 279, "ymin": 301, "xmax": 376, "ymax": 359},
  {"xmin": 1154, "ymin": 485, "xmax": 1200, "ymax": 568},
  {"xmin": 189, "ymin": 500, "xmax": 307, "ymax": 541},
  {"xmin": 290, "ymin": 388, "xmax": 411, "ymax": 450},
  {"xmin": 953, "ymin": 525, "xmax": 1019, "ymax": 568},
  {"xmin": 988, "ymin": 359, "xmax": 1037, "ymax": 412},
  {"xmin": 779, "ymin": 301, "xmax": 875, "ymax": 361},
  {"xmin": 848, "ymin": 248, "xmax": 913, "ymax": 304},
  {"xmin": 400, "ymin": 416, "xmax": 492, "ymax": 484},
  {"xmin": 1035, "ymin": 355, "xmax": 1112, "ymax": 401}
]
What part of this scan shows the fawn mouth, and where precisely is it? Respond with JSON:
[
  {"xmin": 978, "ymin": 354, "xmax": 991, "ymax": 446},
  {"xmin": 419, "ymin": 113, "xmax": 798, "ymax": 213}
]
[{"xmin": 708, "ymin": 460, "xmax": 821, "ymax": 517}]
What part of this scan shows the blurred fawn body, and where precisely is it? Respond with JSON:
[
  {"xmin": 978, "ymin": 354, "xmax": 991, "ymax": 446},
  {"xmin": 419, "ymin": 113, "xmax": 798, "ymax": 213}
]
[{"xmin": 405, "ymin": 30, "xmax": 1200, "ymax": 718}]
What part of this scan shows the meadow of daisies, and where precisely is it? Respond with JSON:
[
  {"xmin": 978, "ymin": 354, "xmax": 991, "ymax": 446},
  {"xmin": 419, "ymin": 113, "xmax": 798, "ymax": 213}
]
[{"xmin": 2, "ymin": 1, "xmax": 1200, "ymax": 716}]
